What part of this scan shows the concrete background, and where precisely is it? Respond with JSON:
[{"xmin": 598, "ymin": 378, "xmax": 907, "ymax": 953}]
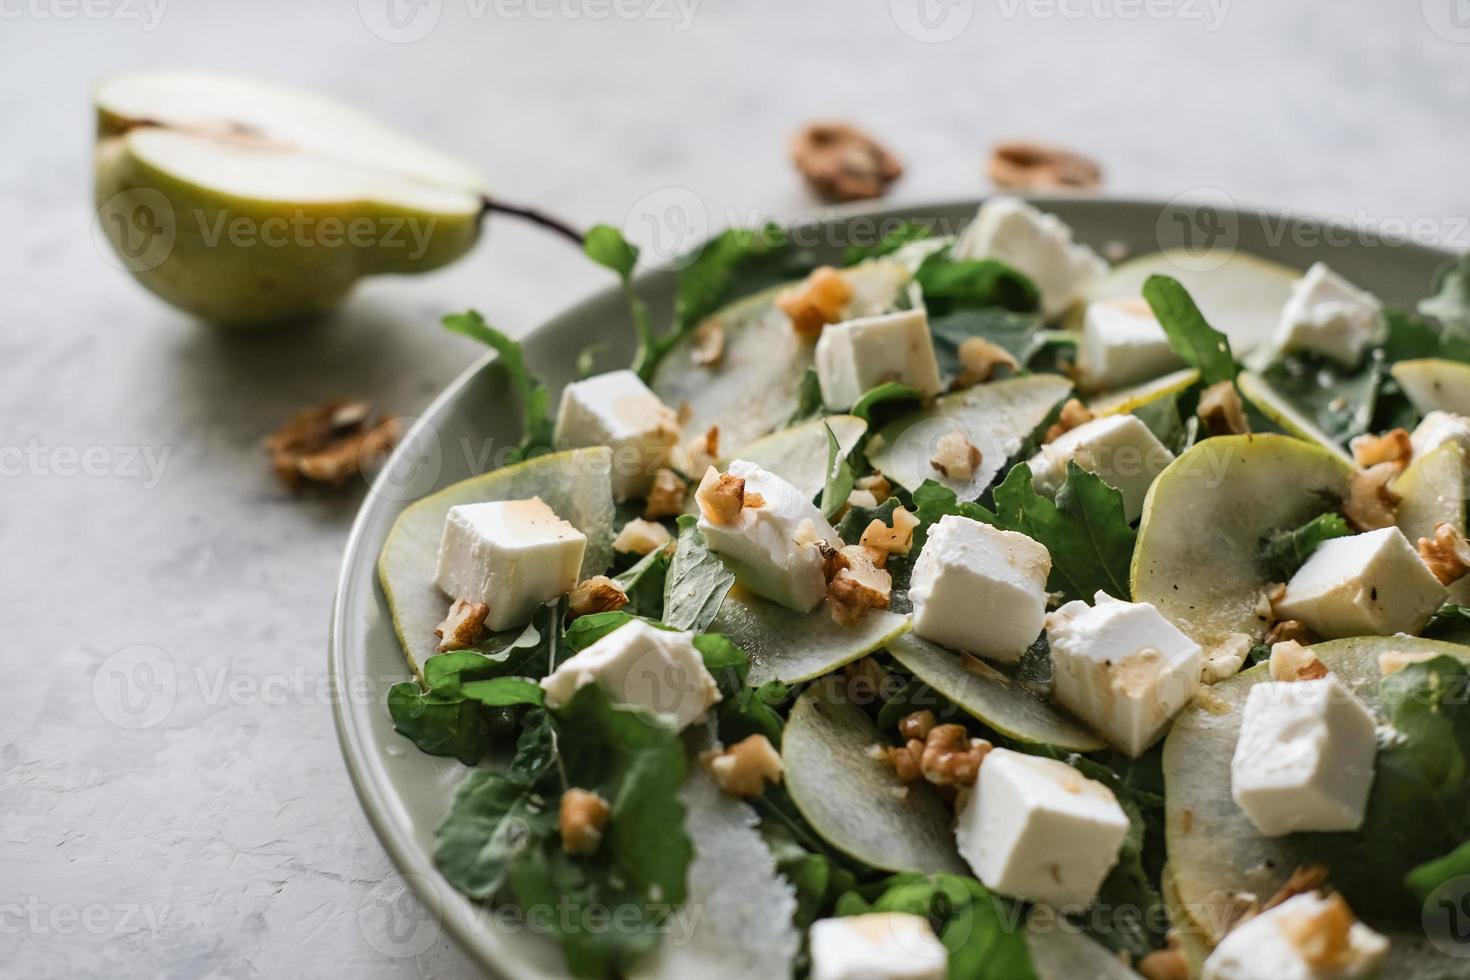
[{"xmin": 2, "ymin": 0, "xmax": 1468, "ymax": 976}]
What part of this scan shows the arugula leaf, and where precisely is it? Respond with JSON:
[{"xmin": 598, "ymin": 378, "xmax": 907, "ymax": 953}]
[
  {"xmin": 564, "ymin": 610, "xmax": 638, "ymax": 652},
  {"xmin": 434, "ymin": 768, "xmax": 559, "ymax": 899},
  {"xmin": 663, "ymin": 514, "xmax": 735, "ymax": 631},
  {"xmin": 1426, "ymin": 605, "xmax": 1470, "ymax": 644},
  {"xmin": 851, "ymin": 382, "xmax": 923, "ymax": 424},
  {"xmin": 787, "ymin": 368, "xmax": 825, "ymax": 425},
  {"xmin": 442, "ymin": 311, "xmax": 555, "ymax": 461},
  {"xmin": 930, "ymin": 308, "xmax": 1049, "ymax": 374},
  {"xmin": 915, "ymin": 251, "xmax": 1040, "ymax": 314},
  {"xmin": 842, "ymin": 221, "xmax": 931, "ymax": 266},
  {"xmin": 820, "ymin": 421, "xmax": 855, "ymax": 520},
  {"xmin": 717, "ymin": 679, "xmax": 792, "ymax": 748},
  {"xmin": 387, "ymin": 681, "xmax": 497, "ymax": 765},
  {"xmin": 584, "ymin": 225, "xmax": 660, "ymax": 380},
  {"xmin": 612, "ymin": 546, "xmax": 671, "ymax": 618},
  {"xmin": 459, "ymin": 676, "xmax": 545, "ymax": 708},
  {"xmin": 675, "ymin": 223, "xmax": 800, "ymax": 335},
  {"xmin": 1260, "ymin": 512, "xmax": 1352, "ymax": 581},
  {"xmin": 692, "ymin": 632, "xmax": 751, "ymax": 701},
  {"xmin": 909, "ymin": 480, "xmax": 998, "ymax": 554},
  {"xmin": 1259, "ymin": 354, "xmax": 1383, "ymax": 445},
  {"xmin": 1142, "ymin": 275, "xmax": 1237, "ymax": 384},
  {"xmin": 1407, "ymin": 840, "xmax": 1470, "ymax": 904}
]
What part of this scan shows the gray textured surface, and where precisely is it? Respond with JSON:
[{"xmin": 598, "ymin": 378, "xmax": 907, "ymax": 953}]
[{"xmin": 2, "ymin": 1, "xmax": 1467, "ymax": 976}]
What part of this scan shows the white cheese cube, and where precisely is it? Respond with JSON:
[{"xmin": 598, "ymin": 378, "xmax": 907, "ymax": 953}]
[
  {"xmin": 909, "ymin": 514, "xmax": 1052, "ymax": 662},
  {"xmin": 951, "ymin": 196, "xmax": 1108, "ymax": 320},
  {"xmin": 553, "ymin": 369, "xmax": 680, "ymax": 501},
  {"xmin": 539, "ymin": 619, "xmax": 720, "ymax": 731},
  {"xmin": 809, "ymin": 913, "xmax": 948, "ymax": 980},
  {"xmin": 1075, "ymin": 298, "xmax": 1184, "ymax": 392},
  {"xmin": 1201, "ymin": 892, "xmax": 1388, "ymax": 980},
  {"xmin": 696, "ymin": 460, "xmax": 840, "ymax": 613},
  {"xmin": 1270, "ymin": 263, "xmax": 1385, "ymax": 367},
  {"xmin": 1026, "ymin": 414, "xmax": 1174, "ymax": 523},
  {"xmin": 1274, "ymin": 527, "xmax": 1447, "ymax": 639},
  {"xmin": 1230, "ymin": 675, "xmax": 1377, "ymax": 836},
  {"xmin": 957, "ymin": 748, "xmax": 1129, "ymax": 909},
  {"xmin": 1411, "ymin": 410, "xmax": 1470, "ymax": 458},
  {"xmin": 814, "ymin": 309, "xmax": 943, "ymax": 411},
  {"xmin": 434, "ymin": 497, "xmax": 586, "ymax": 632},
  {"xmin": 1046, "ymin": 591, "xmax": 1203, "ymax": 757}
]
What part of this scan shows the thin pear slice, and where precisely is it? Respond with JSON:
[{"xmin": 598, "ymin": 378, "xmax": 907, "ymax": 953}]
[
  {"xmin": 95, "ymin": 71, "xmax": 487, "ymax": 326},
  {"xmin": 1086, "ymin": 248, "xmax": 1298, "ymax": 354},
  {"xmin": 1394, "ymin": 442, "xmax": 1470, "ymax": 603},
  {"xmin": 652, "ymin": 259, "xmax": 910, "ymax": 449},
  {"xmin": 711, "ymin": 587, "xmax": 910, "ymax": 686},
  {"xmin": 1131, "ymin": 435, "xmax": 1353, "ymax": 665},
  {"xmin": 1024, "ymin": 921, "xmax": 1144, "ymax": 979},
  {"xmin": 1236, "ymin": 370, "xmax": 1355, "ymax": 465},
  {"xmin": 1391, "ymin": 358, "xmax": 1470, "ymax": 416},
  {"xmin": 866, "ymin": 375, "xmax": 1073, "ymax": 497},
  {"xmin": 720, "ymin": 415, "xmax": 867, "ymax": 500},
  {"xmin": 1163, "ymin": 637, "xmax": 1470, "ymax": 969},
  {"xmin": 782, "ymin": 676, "xmax": 967, "ymax": 874},
  {"xmin": 886, "ymin": 634, "xmax": 1105, "ymax": 752},
  {"xmin": 1086, "ymin": 367, "xmax": 1199, "ymax": 417},
  {"xmin": 377, "ymin": 448, "xmax": 616, "ymax": 678}
]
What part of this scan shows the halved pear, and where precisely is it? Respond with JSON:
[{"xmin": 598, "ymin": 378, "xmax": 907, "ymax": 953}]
[
  {"xmin": 1131, "ymin": 435, "xmax": 1353, "ymax": 665},
  {"xmin": 719, "ymin": 415, "xmax": 867, "ymax": 500},
  {"xmin": 1086, "ymin": 367, "xmax": 1200, "ymax": 417},
  {"xmin": 1236, "ymin": 370, "xmax": 1355, "ymax": 465},
  {"xmin": 1391, "ymin": 358, "xmax": 1470, "ymax": 416},
  {"xmin": 710, "ymin": 587, "xmax": 910, "ymax": 686},
  {"xmin": 1393, "ymin": 442, "xmax": 1470, "ymax": 603},
  {"xmin": 95, "ymin": 71, "xmax": 488, "ymax": 326}
]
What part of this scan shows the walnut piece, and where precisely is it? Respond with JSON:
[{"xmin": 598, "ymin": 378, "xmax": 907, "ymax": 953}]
[
  {"xmin": 690, "ymin": 320, "xmax": 726, "ymax": 367},
  {"xmin": 559, "ymin": 788, "xmax": 610, "ymax": 856},
  {"xmin": 1043, "ymin": 398, "xmax": 1095, "ymax": 443},
  {"xmin": 613, "ymin": 517, "xmax": 673, "ymax": 556},
  {"xmin": 1343, "ymin": 462, "xmax": 1403, "ymax": 531},
  {"xmin": 776, "ymin": 266, "xmax": 854, "ymax": 338},
  {"xmin": 930, "ymin": 429, "xmax": 982, "ymax": 481},
  {"xmin": 1350, "ymin": 428, "xmax": 1413, "ymax": 469},
  {"xmin": 569, "ymin": 576, "xmax": 629, "ymax": 618},
  {"xmin": 644, "ymin": 467, "xmax": 688, "ymax": 519},
  {"xmin": 1268, "ymin": 640, "xmax": 1328, "ymax": 683},
  {"xmin": 955, "ymin": 337, "xmax": 1019, "ymax": 387},
  {"xmin": 881, "ymin": 721, "xmax": 991, "ymax": 788},
  {"xmin": 1197, "ymin": 380, "xmax": 1251, "ymax": 437},
  {"xmin": 1264, "ymin": 619, "xmax": 1316, "ymax": 647},
  {"xmin": 897, "ymin": 709, "xmax": 936, "ymax": 741},
  {"xmin": 826, "ymin": 545, "xmax": 893, "ymax": 626},
  {"xmin": 860, "ymin": 507, "xmax": 920, "ymax": 558},
  {"xmin": 846, "ymin": 488, "xmax": 879, "ymax": 510},
  {"xmin": 706, "ymin": 734, "xmax": 784, "ymax": 797},
  {"xmin": 264, "ymin": 399, "xmax": 400, "ymax": 490},
  {"xmin": 679, "ymin": 425, "xmax": 720, "ymax": 476},
  {"xmin": 988, "ymin": 140, "xmax": 1102, "ymax": 191},
  {"xmin": 694, "ymin": 467, "xmax": 748, "ymax": 525},
  {"xmin": 791, "ymin": 122, "xmax": 903, "ymax": 203},
  {"xmin": 1418, "ymin": 522, "xmax": 1470, "ymax": 585},
  {"xmin": 855, "ymin": 473, "xmax": 892, "ymax": 502},
  {"xmin": 435, "ymin": 598, "xmax": 490, "ymax": 652}
]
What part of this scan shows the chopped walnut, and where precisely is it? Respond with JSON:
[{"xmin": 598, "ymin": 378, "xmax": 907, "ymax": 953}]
[
  {"xmin": 705, "ymin": 735, "xmax": 784, "ymax": 797},
  {"xmin": 434, "ymin": 598, "xmax": 489, "ymax": 652},
  {"xmin": 920, "ymin": 724, "xmax": 992, "ymax": 787},
  {"xmin": 1197, "ymin": 380, "xmax": 1251, "ymax": 437},
  {"xmin": 264, "ymin": 399, "xmax": 400, "ymax": 489},
  {"xmin": 860, "ymin": 507, "xmax": 920, "ymax": 558},
  {"xmin": 1136, "ymin": 946, "xmax": 1190, "ymax": 980},
  {"xmin": 776, "ymin": 266, "xmax": 854, "ymax": 338},
  {"xmin": 680, "ymin": 425, "xmax": 720, "ymax": 476},
  {"xmin": 988, "ymin": 140, "xmax": 1103, "ymax": 191},
  {"xmin": 1268, "ymin": 640, "xmax": 1328, "ymax": 683},
  {"xmin": 1264, "ymin": 866, "xmax": 1331, "ymax": 911},
  {"xmin": 1264, "ymin": 619, "xmax": 1316, "ymax": 647},
  {"xmin": 1418, "ymin": 522, "xmax": 1470, "ymax": 585},
  {"xmin": 855, "ymin": 473, "xmax": 892, "ymax": 502},
  {"xmin": 559, "ymin": 788, "xmax": 610, "ymax": 856},
  {"xmin": 898, "ymin": 710, "xmax": 936, "ymax": 741},
  {"xmin": 882, "ymin": 739, "xmax": 926, "ymax": 783},
  {"xmin": 1043, "ymin": 398, "xmax": 1095, "ymax": 443},
  {"xmin": 1343, "ymin": 462, "xmax": 1402, "ymax": 532},
  {"xmin": 690, "ymin": 320, "xmax": 726, "ymax": 367},
  {"xmin": 1350, "ymin": 428, "xmax": 1413, "ymax": 469},
  {"xmin": 1277, "ymin": 892, "xmax": 1359, "ymax": 970},
  {"xmin": 694, "ymin": 467, "xmax": 747, "ymax": 525},
  {"xmin": 930, "ymin": 429, "xmax": 982, "ymax": 481},
  {"xmin": 569, "ymin": 576, "xmax": 630, "ymax": 618},
  {"xmin": 613, "ymin": 517, "xmax": 673, "ymax": 556},
  {"xmin": 791, "ymin": 122, "xmax": 903, "ymax": 203},
  {"xmin": 644, "ymin": 468, "xmax": 688, "ymax": 519},
  {"xmin": 827, "ymin": 545, "xmax": 893, "ymax": 625},
  {"xmin": 954, "ymin": 337, "xmax": 1019, "ymax": 387}
]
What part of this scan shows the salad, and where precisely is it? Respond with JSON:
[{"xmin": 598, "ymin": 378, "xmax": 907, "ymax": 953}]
[{"xmin": 378, "ymin": 196, "xmax": 1470, "ymax": 980}]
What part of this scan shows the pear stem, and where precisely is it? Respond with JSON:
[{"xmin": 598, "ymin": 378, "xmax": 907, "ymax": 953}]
[{"xmin": 481, "ymin": 197, "xmax": 585, "ymax": 246}]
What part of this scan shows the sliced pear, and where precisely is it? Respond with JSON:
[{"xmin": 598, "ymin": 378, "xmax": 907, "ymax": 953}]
[
  {"xmin": 1086, "ymin": 248, "xmax": 1298, "ymax": 354},
  {"xmin": 652, "ymin": 259, "xmax": 910, "ymax": 449},
  {"xmin": 710, "ymin": 587, "xmax": 910, "ymax": 686},
  {"xmin": 1236, "ymin": 370, "xmax": 1355, "ymax": 465},
  {"xmin": 1131, "ymin": 435, "xmax": 1353, "ymax": 664},
  {"xmin": 866, "ymin": 375, "xmax": 1072, "ymax": 497},
  {"xmin": 719, "ymin": 415, "xmax": 867, "ymax": 500},
  {"xmin": 1391, "ymin": 358, "xmax": 1470, "ymax": 416},
  {"xmin": 95, "ymin": 71, "xmax": 487, "ymax": 326},
  {"xmin": 1394, "ymin": 442, "xmax": 1470, "ymax": 603},
  {"xmin": 1163, "ymin": 637, "xmax": 1470, "ymax": 968},
  {"xmin": 377, "ymin": 448, "xmax": 616, "ymax": 678},
  {"xmin": 782, "ymin": 676, "xmax": 966, "ymax": 874},
  {"xmin": 886, "ymin": 634, "xmax": 1105, "ymax": 752},
  {"xmin": 1024, "ymin": 921, "xmax": 1144, "ymax": 979},
  {"xmin": 1087, "ymin": 368, "xmax": 1200, "ymax": 417}
]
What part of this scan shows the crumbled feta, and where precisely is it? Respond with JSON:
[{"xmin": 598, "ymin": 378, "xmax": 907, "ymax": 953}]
[
  {"xmin": 1270, "ymin": 263, "xmax": 1385, "ymax": 367},
  {"xmin": 809, "ymin": 912, "xmax": 948, "ymax": 980},
  {"xmin": 1027, "ymin": 414, "xmax": 1174, "ymax": 523},
  {"xmin": 1273, "ymin": 527, "xmax": 1447, "ymax": 639},
  {"xmin": 1410, "ymin": 410, "xmax": 1470, "ymax": 458},
  {"xmin": 957, "ymin": 748, "xmax": 1129, "ymax": 908},
  {"xmin": 696, "ymin": 460, "xmax": 840, "ymax": 612},
  {"xmin": 1201, "ymin": 892, "xmax": 1388, "ymax": 980},
  {"xmin": 814, "ymin": 309, "xmax": 943, "ymax": 410},
  {"xmin": 540, "ymin": 619, "xmax": 720, "ymax": 731},
  {"xmin": 1045, "ymin": 591, "xmax": 1203, "ymax": 757},
  {"xmin": 434, "ymin": 498, "xmax": 586, "ymax": 632},
  {"xmin": 1230, "ymin": 674, "xmax": 1377, "ymax": 836},
  {"xmin": 554, "ymin": 369, "xmax": 681, "ymax": 501},
  {"xmin": 909, "ymin": 514, "xmax": 1051, "ymax": 662},
  {"xmin": 1076, "ymin": 298, "xmax": 1184, "ymax": 392},
  {"xmin": 951, "ymin": 196, "xmax": 1108, "ymax": 319}
]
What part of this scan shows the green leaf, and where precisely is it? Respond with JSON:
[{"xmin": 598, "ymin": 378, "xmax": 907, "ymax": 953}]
[
  {"xmin": 1407, "ymin": 840, "xmax": 1470, "ymax": 903},
  {"xmin": 612, "ymin": 547, "xmax": 671, "ymax": 618},
  {"xmin": 459, "ymin": 676, "xmax": 545, "ymax": 708},
  {"xmin": 842, "ymin": 221, "xmax": 931, "ymax": 266},
  {"xmin": 663, "ymin": 514, "xmax": 735, "ymax": 631},
  {"xmin": 692, "ymin": 632, "xmax": 751, "ymax": 700},
  {"xmin": 434, "ymin": 768, "xmax": 558, "ymax": 900},
  {"xmin": 717, "ymin": 679, "xmax": 792, "ymax": 748},
  {"xmin": 836, "ymin": 496, "xmax": 900, "ymax": 545},
  {"xmin": 583, "ymin": 225, "xmax": 659, "ymax": 380},
  {"xmin": 1426, "ymin": 605, "xmax": 1470, "ymax": 645},
  {"xmin": 930, "ymin": 308, "xmax": 1049, "ymax": 373},
  {"xmin": 787, "ymin": 368, "xmax": 825, "ymax": 426},
  {"xmin": 1259, "ymin": 354, "xmax": 1383, "ymax": 445},
  {"xmin": 387, "ymin": 681, "xmax": 496, "ymax": 765},
  {"xmin": 909, "ymin": 480, "xmax": 998, "ymax": 555},
  {"xmin": 1142, "ymin": 275, "xmax": 1237, "ymax": 384},
  {"xmin": 675, "ymin": 224, "xmax": 798, "ymax": 335},
  {"xmin": 820, "ymin": 421, "xmax": 855, "ymax": 520},
  {"xmin": 442, "ymin": 311, "xmax": 555, "ymax": 460},
  {"xmin": 584, "ymin": 224, "xmax": 639, "ymax": 278},
  {"xmin": 915, "ymin": 251, "xmax": 1040, "ymax": 315},
  {"xmin": 851, "ymin": 382, "xmax": 923, "ymax": 424},
  {"xmin": 564, "ymin": 610, "xmax": 638, "ymax": 652},
  {"xmin": 1260, "ymin": 512, "xmax": 1352, "ymax": 581}
]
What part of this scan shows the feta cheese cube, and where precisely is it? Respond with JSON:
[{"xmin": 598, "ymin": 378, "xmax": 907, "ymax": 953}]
[
  {"xmin": 909, "ymin": 514, "xmax": 1051, "ymax": 662},
  {"xmin": 951, "ymin": 196, "xmax": 1108, "ymax": 319},
  {"xmin": 553, "ymin": 369, "xmax": 680, "ymax": 501},
  {"xmin": 1026, "ymin": 415, "xmax": 1174, "ymax": 523},
  {"xmin": 696, "ymin": 460, "xmax": 840, "ymax": 613},
  {"xmin": 1270, "ymin": 263, "xmax": 1385, "ymax": 367},
  {"xmin": 1411, "ymin": 410, "xmax": 1470, "ymax": 458},
  {"xmin": 434, "ymin": 498, "xmax": 586, "ymax": 632},
  {"xmin": 814, "ymin": 309, "xmax": 943, "ymax": 411},
  {"xmin": 1075, "ymin": 298, "xmax": 1184, "ymax": 392},
  {"xmin": 957, "ymin": 748, "xmax": 1129, "ymax": 908},
  {"xmin": 1201, "ymin": 892, "xmax": 1388, "ymax": 980},
  {"xmin": 1274, "ymin": 527, "xmax": 1447, "ymax": 639},
  {"xmin": 1045, "ymin": 591, "xmax": 1203, "ymax": 757},
  {"xmin": 809, "ymin": 913, "xmax": 948, "ymax": 980},
  {"xmin": 1230, "ymin": 674, "xmax": 1377, "ymax": 836},
  {"xmin": 539, "ymin": 619, "xmax": 720, "ymax": 731}
]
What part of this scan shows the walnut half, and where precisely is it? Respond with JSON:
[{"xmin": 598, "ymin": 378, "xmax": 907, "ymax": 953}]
[
  {"xmin": 559, "ymin": 788, "xmax": 610, "ymax": 856},
  {"xmin": 792, "ymin": 122, "xmax": 903, "ymax": 203},
  {"xmin": 1343, "ymin": 462, "xmax": 1403, "ymax": 532},
  {"xmin": 1419, "ymin": 522, "xmax": 1470, "ymax": 585},
  {"xmin": 568, "ymin": 576, "xmax": 629, "ymax": 618},
  {"xmin": 265, "ymin": 399, "xmax": 400, "ymax": 490},
  {"xmin": 435, "ymin": 598, "xmax": 490, "ymax": 652},
  {"xmin": 988, "ymin": 141, "xmax": 1102, "ymax": 191}
]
